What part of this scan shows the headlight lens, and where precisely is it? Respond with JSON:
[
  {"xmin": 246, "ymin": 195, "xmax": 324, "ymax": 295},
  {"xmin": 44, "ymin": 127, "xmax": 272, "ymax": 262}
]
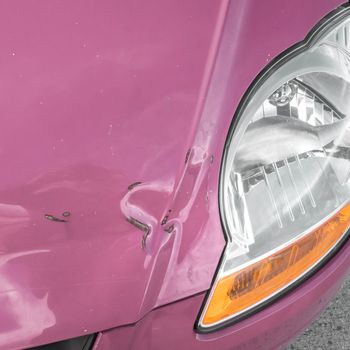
[{"xmin": 198, "ymin": 6, "xmax": 350, "ymax": 330}]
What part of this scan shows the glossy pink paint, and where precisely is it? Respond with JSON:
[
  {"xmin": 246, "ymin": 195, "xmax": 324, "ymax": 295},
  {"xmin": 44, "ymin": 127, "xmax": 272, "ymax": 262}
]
[
  {"xmin": 0, "ymin": 0, "xmax": 346, "ymax": 349},
  {"xmin": 0, "ymin": 1, "xmax": 226, "ymax": 348}
]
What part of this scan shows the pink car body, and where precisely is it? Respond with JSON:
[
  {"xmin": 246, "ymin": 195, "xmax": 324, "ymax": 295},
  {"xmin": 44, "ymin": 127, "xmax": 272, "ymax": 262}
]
[{"xmin": 0, "ymin": 0, "xmax": 348, "ymax": 349}]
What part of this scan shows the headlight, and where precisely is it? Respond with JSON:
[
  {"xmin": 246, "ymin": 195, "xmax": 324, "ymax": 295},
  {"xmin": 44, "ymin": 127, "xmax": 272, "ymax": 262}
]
[{"xmin": 197, "ymin": 5, "xmax": 350, "ymax": 331}]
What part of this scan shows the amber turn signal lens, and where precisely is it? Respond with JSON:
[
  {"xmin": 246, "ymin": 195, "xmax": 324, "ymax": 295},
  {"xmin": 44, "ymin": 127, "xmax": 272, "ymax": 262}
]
[{"xmin": 202, "ymin": 203, "xmax": 350, "ymax": 326}]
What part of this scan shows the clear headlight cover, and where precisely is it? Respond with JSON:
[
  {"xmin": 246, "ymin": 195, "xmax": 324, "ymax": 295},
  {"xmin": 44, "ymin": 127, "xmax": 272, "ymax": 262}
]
[{"xmin": 198, "ymin": 6, "xmax": 350, "ymax": 331}]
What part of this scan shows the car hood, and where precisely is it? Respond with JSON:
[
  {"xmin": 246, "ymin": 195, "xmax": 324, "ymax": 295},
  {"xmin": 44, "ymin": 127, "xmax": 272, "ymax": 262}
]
[{"xmin": 0, "ymin": 1, "xmax": 226, "ymax": 348}]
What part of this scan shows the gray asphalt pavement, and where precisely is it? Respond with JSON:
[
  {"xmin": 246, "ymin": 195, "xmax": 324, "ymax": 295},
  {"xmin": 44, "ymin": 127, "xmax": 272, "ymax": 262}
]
[{"xmin": 286, "ymin": 274, "xmax": 350, "ymax": 350}]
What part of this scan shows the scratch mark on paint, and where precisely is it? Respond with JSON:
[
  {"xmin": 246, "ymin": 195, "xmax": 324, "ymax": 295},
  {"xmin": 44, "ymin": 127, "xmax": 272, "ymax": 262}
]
[
  {"xmin": 128, "ymin": 181, "xmax": 142, "ymax": 191},
  {"xmin": 126, "ymin": 217, "xmax": 150, "ymax": 249}
]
